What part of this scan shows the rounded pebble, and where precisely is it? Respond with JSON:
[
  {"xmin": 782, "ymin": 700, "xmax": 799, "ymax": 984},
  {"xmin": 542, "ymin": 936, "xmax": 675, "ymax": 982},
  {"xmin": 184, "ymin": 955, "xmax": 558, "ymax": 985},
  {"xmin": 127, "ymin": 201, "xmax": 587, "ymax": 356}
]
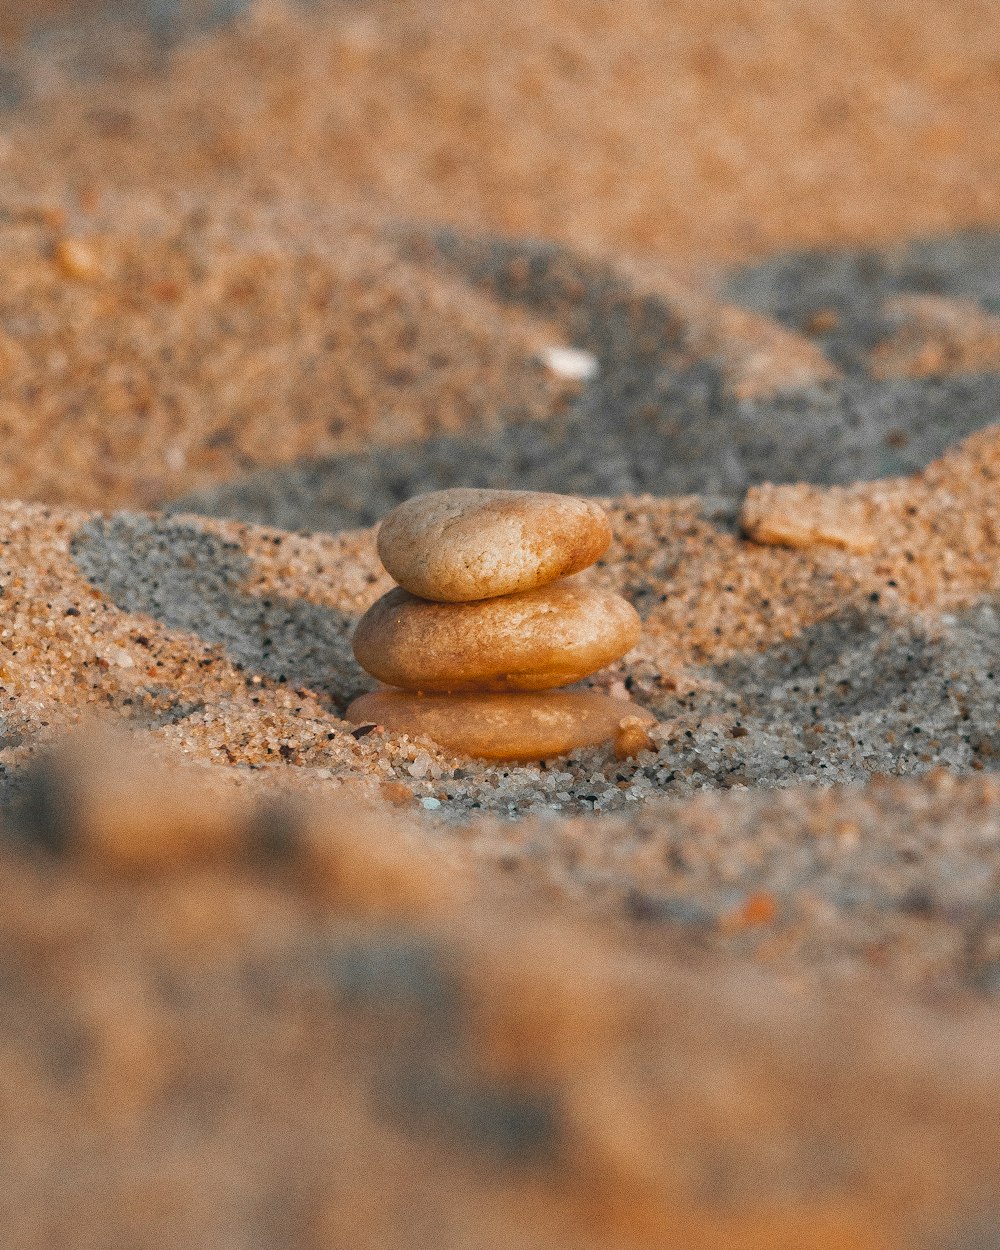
[
  {"xmin": 376, "ymin": 487, "xmax": 612, "ymax": 602},
  {"xmin": 352, "ymin": 580, "xmax": 641, "ymax": 692},
  {"xmin": 346, "ymin": 689, "xmax": 657, "ymax": 761},
  {"xmin": 614, "ymin": 716, "xmax": 656, "ymax": 760}
]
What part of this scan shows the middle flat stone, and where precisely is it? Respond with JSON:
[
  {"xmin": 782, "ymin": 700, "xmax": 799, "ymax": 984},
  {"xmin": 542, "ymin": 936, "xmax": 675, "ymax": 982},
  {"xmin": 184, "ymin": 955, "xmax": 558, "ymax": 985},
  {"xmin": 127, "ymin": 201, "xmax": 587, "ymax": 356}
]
[{"xmin": 352, "ymin": 580, "xmax": 641, "ymax": 693}]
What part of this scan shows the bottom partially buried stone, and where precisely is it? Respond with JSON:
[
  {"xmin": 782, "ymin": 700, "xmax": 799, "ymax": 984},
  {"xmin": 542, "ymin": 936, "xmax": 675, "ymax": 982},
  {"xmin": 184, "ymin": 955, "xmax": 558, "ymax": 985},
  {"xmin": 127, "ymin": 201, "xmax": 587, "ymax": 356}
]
[{"xmin": 345, "ymin": 690, "xmax": 658, "ymax": 762}]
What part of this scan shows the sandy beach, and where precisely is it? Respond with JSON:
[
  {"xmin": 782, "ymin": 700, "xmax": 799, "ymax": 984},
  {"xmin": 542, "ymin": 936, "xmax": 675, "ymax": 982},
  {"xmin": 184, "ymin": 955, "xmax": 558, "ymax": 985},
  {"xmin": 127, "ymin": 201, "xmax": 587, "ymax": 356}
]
[{"xmin": 0, "ymin": 2, "xmax": 999, "ymax": 1246}]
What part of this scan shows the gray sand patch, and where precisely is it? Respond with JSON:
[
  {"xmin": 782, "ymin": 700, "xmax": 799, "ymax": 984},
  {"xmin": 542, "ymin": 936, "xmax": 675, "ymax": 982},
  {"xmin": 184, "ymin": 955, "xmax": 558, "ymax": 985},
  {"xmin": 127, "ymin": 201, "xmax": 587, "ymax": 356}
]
[
  {"xmin": 172, "ymin": 231, "xmax": 1000, "ymax": 532},
  {"xmin": 71, "ymin": 513, "xmax": 364, "ymax": 710},
  {"xmin": 726, "ymin": 230, "xmax": 1000, "ymax": 373},
  {"xmin": 695, "ymin": 600, "xmax": 1000, "ymax": 783},
  {"xmin": 171, "ymin": 369, "xmax": 1000, "ymax": 533}
]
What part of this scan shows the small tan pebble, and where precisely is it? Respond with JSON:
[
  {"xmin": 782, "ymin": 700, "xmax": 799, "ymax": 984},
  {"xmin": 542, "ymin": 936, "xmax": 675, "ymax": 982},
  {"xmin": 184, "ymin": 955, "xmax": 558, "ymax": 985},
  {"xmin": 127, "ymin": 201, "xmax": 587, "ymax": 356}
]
[
  {"xmin": 806, "ymin": 307, "xmax": 839, "ymax": 334},
  {"xmin": 53, "ymin": 237, "xmax": 102, "ymax": 282},
  {"xmin": 353, "ymin": 580, "xmax": 641, "ymax": 692},
  {"xmin": 740, "ymin": 483, "xmax": 876, "ymax": 555},
  {"xmin": 379, "ymin": 780, "xmax": 416, "ymax": 807},
  {"xmin": 720, "ymin": 891, "xmax": 779, "ymax": 932},
  {"xmin": 613, "ymin": 715, "xmax": 656, "ymax": 759},
  {"xmin": 376, "ymin": 487, "xmax": 612, "ymax": 602},
  {"xmin": 346, "ymin": 689, "xmax": 657, "ymax": 761}
]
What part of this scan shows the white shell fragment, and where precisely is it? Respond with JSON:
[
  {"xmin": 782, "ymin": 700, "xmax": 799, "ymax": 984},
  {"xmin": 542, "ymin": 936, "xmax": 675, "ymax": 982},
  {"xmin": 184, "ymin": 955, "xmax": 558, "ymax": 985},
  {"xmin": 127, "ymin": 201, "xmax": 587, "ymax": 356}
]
[{"xmin": 541, "ymin": 346, "xmax": 600, "ymax": 382}]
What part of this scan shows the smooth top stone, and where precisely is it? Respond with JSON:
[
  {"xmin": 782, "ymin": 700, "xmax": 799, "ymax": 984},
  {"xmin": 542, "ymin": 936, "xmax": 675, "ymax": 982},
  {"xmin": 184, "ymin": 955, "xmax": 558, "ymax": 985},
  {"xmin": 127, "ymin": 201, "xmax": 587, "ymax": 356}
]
[
  {"xmin": 376, "ymin": 488, "xmax": 612, "ymax": 602},
  {"xmin": 352, "ymin": 580, "xmax": 641, "ymax": 693},
  {"xmin": 345, "ymin": 689, "xmax": 657, "ymax": 762}
]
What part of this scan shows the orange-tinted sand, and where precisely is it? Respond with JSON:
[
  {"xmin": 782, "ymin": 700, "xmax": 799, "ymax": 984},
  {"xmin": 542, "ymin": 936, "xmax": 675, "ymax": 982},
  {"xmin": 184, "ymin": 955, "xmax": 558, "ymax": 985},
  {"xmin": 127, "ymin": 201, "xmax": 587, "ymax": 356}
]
[{"xmin": 0, "ymin": 1, "xmax": 999, "ymax": 1246}]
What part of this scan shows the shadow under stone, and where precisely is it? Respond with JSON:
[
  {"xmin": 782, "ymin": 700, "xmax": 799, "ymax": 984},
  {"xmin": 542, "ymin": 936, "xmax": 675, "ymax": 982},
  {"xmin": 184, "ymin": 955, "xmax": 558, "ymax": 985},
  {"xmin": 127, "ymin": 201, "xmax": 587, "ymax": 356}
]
[{"xmin": 71, "ymin": 513, "xmax": 364, "ymax": 710}]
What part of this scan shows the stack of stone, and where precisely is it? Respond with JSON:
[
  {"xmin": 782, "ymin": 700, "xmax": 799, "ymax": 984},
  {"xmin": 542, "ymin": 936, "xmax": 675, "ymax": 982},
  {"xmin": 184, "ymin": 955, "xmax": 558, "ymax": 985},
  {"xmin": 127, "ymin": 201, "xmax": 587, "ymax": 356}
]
[{"xmin": 347, "ymin": 488, "xmax": 656, "ymax": 761}]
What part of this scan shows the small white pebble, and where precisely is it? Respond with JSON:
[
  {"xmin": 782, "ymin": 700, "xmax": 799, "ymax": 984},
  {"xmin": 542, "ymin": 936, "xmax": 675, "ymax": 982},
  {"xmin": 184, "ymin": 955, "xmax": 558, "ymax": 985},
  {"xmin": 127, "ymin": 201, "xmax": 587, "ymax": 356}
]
[
  {"xmin": 103, "ymin": 645, "xmax": 134, "ymax": 669},
  {"xmin": 54, "ymin": 237, "xmax": 102, "ymax": 282},
  {"xmin": 541, "ymin": 346, "xmax": 599, "ymax": 382},
  {"xmin": 408, "ymin": 752, "xmax": 432, "ymax": 778},
  {"xmin": 420, "ymin": 796, "xmax": 441, "ymax": 810}
]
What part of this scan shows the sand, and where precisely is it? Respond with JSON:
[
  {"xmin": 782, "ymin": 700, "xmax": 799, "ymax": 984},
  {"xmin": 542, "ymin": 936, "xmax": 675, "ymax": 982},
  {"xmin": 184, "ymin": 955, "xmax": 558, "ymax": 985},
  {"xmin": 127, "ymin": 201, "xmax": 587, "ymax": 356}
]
[{"xmin": 0, "ymin": 1, "xmax": 999, "ymax": 1247}]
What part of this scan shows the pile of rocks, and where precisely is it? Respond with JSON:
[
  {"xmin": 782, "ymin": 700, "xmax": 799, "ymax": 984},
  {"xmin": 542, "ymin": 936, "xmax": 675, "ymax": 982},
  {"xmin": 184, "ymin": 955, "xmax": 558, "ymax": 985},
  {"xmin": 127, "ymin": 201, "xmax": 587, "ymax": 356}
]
[{"xmin": 347, "ymin": 488, "xmax": 656, "ymax": 760}]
